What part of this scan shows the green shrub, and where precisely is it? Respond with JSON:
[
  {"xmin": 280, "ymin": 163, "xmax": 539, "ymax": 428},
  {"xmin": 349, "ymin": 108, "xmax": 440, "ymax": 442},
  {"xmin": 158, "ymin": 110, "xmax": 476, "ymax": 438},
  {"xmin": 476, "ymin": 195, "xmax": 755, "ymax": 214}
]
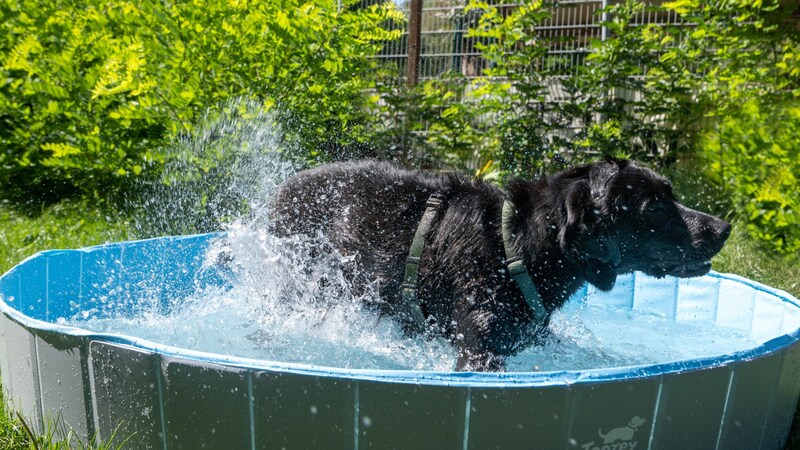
[
  {"xmin": 700, "ymin": 100, "xmax": 800, "ymax": 257},
  {"xmin": 465, "ymin": 0, "xmax": 564, "ymax": 178},
  {"xmin": 0, "ymin": 0, "xmax": 402, "ymax": 205},
  {"xmin": 370, "ymin": 72, "xmax": 491, "ymax": 171},
  {"xmin": 416, "ymin": 0, "xmax": 800, "ymax": 175},
  {"xmin": 418, "ymin": 0, "xmax": 799, "ymax": 256}
]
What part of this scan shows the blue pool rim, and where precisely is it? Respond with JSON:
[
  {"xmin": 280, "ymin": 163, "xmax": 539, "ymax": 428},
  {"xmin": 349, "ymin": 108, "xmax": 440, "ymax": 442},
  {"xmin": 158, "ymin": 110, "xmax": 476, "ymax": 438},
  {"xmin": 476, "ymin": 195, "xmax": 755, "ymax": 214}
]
[{"xmin": 2, "ymin": 232, "xmax": 800, "ymax": 388}]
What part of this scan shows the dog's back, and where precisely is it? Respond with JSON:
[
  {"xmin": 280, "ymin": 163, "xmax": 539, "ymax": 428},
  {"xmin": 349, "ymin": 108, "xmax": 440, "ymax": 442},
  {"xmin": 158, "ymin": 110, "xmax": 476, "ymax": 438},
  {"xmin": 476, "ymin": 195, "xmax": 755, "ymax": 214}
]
[{"xmin": 271, "ymin": 160, "xmax": 443, "ymax": 240}]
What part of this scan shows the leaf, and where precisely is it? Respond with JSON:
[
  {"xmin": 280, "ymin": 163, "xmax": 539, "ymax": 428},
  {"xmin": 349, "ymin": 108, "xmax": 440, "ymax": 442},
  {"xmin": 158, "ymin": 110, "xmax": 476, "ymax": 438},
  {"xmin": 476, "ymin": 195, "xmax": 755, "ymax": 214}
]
[
  {"xmin": 41, "ymin": 142, "xmax": 82, "ymax": 157},
  {"xmin": 179, "ymin": 90, "xmax": 195, "ymax": 102},
  {"xmin": 663, "ymin": 0, "xmax": 697, "ymax": 14},
  {"xmin": 441, "ymin": 106, "xmax": 460, "ymax": 118},
  {"xmin": 276, "ymin": 10, "xmax": 290, "ymax": 30}
]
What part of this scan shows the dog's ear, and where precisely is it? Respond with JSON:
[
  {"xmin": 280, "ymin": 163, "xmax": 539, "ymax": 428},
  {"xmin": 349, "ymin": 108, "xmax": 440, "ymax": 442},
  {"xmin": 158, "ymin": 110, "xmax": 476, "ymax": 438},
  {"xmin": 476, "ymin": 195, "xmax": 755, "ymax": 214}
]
[
  {"xmin": 558, "ymin": 180, "xmax": 593, "ymax": 250},
  {"xmin": 588, "ymin": 160, "xmax": 623, "ymax": 200},
  {"xmin": 558, "ymin": 179, "xmax": 619, "ymax": 260},
  {"xmin": 582, "ymin": 232, "xmax": 622, "ymax": 291},
  {"xmin": 560, "ymin": 177, "xmax": 622, "ymax": 291},
  {"xmin": 603, "ymin": 156, "xmax": 630, "ymax": 170}
]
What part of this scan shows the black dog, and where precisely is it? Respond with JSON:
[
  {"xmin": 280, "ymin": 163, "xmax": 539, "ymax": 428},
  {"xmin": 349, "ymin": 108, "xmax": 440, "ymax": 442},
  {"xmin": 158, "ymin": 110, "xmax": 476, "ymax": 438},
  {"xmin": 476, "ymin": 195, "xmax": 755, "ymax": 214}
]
[{"xmin": 269, "ymin": 159, "xmax": 731, "ymax": 371}]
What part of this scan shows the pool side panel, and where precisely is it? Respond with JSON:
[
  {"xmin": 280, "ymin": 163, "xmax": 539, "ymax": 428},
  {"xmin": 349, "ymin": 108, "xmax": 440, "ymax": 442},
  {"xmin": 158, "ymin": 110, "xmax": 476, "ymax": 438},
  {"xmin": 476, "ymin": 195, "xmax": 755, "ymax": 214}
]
[
  {"xmin": 2, "ymin": 318, "xmax": 43, "ymax": 434},
  {"xmin": 676, "ymin": 276, "xmax": 720, "ymax": 322},
  {"xmin": 633, "ymin": 274, "xmax": 678, "ymax": 318},
  {"xmin": 782, "ymin": 303, "xmax": 800, "ymax": 335},
  {"xmin": 0, "ymin": 268, "xmax": 19, "ymax": 304},
  {"xmin": 33, "ymin": 329, "xmax": 90, "ymax": 442},
  {"xmin": 80, "ymin": 247, "xmax": 123, "ymax": 319},
  {"xmin": 717, "ymin": 351, "xmax": 784, "ymax": 449},
  {"xmin": 252, "ymin": 370, "xmax": 355, "ymax": 449},
  {"xmin": 0, "ymin": 272, "xmax": 18, "ymax": 410},
  {"xmin": 118, "ymin": 239, "xmax": 173, "ymax": 316},
  {"xmin": 170, "ymin": 234, "xmax": 233, "ymax": 292},
  {"xmin": 715, "ymin": 279, "xmax": 756, "ymax": 333},
  {"xmin": 585, "ymin": 273, "xmax": 634, "ymax": 309},
  {"xmin": 162, "ymin": 236, "xmax": 217, "ymax": 303},
  {"xmin": 12, "ymin": 255, "xmax": 47, "ymax": 321},
  {"xmin": 467, "ymin": 385, "xmax": 571, "ymax": 449},
  {"xmin": 760, "ymin": 342, "xmax": 800, "ymax": 449},
  {"xmin": 118, "ymin": 235, "xmax": 228, "ymax": 317},
  {"xmin": 88, "ymin": 340, "xmax": 163, "ymax": 450},
  {"xmin": 161, "ymin": 357, "xmax": 252, "ymax": 450},
  {"xmin": 357, "ymin": 380, "xmax": 468, "ymax": 449},
  {"xmin": 648, "ymin": 364, "xmax": 730, "ymax": 449},
  {"xmin": 751, "ymin": 290, "xmax": 788, "ymax": 342},
  {"xmin": 566, "ymin": 376, "xmax": 660, "ymax": 449},
  {"xmin": 45, "ymin": 251, "xmax": 82, "ymax": 322}
]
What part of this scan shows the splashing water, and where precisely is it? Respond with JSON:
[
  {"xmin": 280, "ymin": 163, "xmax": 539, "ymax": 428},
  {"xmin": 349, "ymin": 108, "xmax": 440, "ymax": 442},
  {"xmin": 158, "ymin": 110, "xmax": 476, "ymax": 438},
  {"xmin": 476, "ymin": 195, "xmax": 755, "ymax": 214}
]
[{"xmin": 63, "ymin": 101, "xmax": 759, "ymax": 372}]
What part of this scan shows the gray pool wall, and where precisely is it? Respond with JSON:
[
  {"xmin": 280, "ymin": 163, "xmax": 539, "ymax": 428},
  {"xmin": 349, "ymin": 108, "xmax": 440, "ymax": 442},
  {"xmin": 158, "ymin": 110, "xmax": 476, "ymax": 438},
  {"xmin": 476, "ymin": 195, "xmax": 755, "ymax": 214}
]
[{"xmin": 1, "ymin": 233, "xmax": 799, "ymax": 449}]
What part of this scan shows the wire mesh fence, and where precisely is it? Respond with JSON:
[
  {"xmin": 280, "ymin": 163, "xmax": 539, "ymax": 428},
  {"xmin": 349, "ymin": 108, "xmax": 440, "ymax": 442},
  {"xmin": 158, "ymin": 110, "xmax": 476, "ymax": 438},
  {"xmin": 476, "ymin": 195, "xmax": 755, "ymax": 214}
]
[
  {"xmin": 355, "ymin": 0, "xmax": 697, "ymax": 166},
  {"xmin": 360, "ymin": 0, "xmax": 686, "ymax": 82}
]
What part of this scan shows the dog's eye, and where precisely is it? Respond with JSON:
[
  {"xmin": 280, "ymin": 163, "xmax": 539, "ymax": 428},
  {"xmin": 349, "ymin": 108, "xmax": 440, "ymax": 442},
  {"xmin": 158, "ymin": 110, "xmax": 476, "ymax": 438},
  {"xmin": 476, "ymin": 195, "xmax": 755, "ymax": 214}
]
[{"xmin": 646, "ymin": 203, "xmax": 664, "ymax": 214}]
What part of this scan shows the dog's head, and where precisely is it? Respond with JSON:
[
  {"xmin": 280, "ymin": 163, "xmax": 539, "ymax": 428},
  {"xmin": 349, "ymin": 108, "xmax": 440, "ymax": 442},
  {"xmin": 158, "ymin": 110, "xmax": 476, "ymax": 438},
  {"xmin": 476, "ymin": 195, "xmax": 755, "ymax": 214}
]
[
  {"xmin": 542, "ymin": 159, "xmax": 731, "ymax": 291},
  {"xmin": 628, "ymin": 416, "xmax": 646, "ymax": 429}
]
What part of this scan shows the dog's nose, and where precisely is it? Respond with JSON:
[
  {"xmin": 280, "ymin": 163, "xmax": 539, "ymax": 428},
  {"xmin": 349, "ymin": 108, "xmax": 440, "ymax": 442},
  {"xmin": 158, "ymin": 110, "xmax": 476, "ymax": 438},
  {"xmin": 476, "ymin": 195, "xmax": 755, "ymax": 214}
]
[{"xmin": 715, "ymin": 220, "xmax": 732, "ymax": 242}]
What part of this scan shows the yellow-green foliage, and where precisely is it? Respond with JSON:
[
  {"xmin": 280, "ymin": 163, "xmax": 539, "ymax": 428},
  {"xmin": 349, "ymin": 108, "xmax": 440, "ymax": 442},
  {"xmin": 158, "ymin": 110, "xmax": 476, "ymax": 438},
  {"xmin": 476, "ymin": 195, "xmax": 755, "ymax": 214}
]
[
  {"xmin": 0, "ymin": 0, "xmax": 403, "ymax": 202},
  {"xmin": 702, "ymin": 101, "xmax": 800, "ymax": 256}
]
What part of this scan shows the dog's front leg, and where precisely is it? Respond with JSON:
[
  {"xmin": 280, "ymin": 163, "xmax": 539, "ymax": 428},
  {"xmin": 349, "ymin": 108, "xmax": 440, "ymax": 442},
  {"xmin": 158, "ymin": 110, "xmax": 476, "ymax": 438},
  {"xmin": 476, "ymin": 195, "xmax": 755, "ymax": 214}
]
[{"xmin": 455, "ymin": 348, "xmax": 505, "ymax": 372}]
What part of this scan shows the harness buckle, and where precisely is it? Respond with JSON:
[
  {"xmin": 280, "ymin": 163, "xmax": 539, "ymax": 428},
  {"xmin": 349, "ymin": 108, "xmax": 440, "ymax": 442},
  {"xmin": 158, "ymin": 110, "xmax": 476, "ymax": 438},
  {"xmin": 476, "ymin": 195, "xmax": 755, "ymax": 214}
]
[
  {"xmin": 426, "ymin": 192, "xmax": 446, "ymax": 207},
  {"xmin": 504, "ymin": 257, "xmax": 527, "ymax": 276}
]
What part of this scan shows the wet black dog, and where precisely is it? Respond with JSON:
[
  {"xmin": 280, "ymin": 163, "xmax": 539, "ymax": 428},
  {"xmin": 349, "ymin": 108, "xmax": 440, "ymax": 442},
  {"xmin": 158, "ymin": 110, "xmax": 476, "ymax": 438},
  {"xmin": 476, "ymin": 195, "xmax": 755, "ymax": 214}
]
[{"xmin": 269, "ymin": 159, "xmax": 731, "ymax": 371}]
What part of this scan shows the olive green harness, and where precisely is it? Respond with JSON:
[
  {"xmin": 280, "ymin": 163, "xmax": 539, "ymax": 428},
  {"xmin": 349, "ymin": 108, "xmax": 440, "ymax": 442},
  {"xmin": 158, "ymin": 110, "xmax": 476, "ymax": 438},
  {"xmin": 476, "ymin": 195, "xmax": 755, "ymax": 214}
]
[{"xmin": 401, "ymin": 193, "xmax": 548, "ymax": 330}]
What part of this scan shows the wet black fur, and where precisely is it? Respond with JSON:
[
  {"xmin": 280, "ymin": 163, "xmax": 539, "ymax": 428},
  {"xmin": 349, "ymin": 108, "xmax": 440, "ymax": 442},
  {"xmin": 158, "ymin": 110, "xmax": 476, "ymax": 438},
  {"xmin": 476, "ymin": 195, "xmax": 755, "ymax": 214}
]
[{"xmin": 269, "ymin": 159, "xmax": 731, "ymax": 371}]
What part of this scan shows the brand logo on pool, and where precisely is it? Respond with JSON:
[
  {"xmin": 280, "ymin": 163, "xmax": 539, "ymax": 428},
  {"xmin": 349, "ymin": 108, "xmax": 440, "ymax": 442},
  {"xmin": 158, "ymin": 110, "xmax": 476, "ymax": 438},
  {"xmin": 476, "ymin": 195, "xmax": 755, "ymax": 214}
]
[{"xmin": 579, "ymin": 415, "xmax": 646, "ymax": 450}]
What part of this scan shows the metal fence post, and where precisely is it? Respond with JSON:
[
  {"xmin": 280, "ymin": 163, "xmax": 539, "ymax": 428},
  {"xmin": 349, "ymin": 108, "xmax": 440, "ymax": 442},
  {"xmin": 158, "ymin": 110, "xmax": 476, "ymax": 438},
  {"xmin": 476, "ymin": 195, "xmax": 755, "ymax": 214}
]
[
  {"xmin": 407, "ymin": 0, "xmax": 423, "ymax": 86},
  {"xmin": 451, "ymin": 0, "xmax": 466, "ymax": 74},
  {"xmin": 600, "ymin": 0, "xmax": 609, "ymax": 125}
]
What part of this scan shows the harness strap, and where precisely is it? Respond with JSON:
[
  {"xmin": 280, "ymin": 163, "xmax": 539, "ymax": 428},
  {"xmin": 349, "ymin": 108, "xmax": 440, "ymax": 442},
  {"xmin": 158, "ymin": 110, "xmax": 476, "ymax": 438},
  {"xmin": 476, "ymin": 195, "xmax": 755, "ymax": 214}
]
[
  {"xmin": 501, "ymin": 199, "xmax": 548, "ymax": 323},
  {"xmin": 402, "ymin": 194, "xmax": 548, "ymax": 331},
  {"xmin": 402, "ymin": 192, "xmax": 445, "ymax": 330}
]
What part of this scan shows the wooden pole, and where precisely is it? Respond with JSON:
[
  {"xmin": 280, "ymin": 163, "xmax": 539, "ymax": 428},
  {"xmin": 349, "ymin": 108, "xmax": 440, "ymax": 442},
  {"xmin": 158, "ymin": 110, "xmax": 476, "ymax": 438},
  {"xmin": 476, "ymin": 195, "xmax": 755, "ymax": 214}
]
[{"xmin": 407, "ymin": 0, "xmax": 423, "ymax": 86}]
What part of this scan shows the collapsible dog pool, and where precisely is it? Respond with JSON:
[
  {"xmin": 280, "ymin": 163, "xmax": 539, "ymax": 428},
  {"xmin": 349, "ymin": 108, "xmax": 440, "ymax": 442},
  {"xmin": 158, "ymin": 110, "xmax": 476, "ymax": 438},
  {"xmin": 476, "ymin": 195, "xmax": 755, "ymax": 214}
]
[{"xmin": 1, "ymin": 233, "xmax": 799, "ymax": 449}]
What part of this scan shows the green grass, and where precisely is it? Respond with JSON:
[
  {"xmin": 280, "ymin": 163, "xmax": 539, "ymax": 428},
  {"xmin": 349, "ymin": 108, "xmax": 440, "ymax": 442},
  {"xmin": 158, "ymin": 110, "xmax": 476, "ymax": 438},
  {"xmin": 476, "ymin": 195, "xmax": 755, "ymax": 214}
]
[
  {"xmin": 0, "ymin": 201, "xmax": 131, "ymax": 274},
  {"xmin": 0, "ymin": 389, "xmax": 31, "ymax": 450},
  {"xmin": 713, "ymin": 221, "xmax": 800, "ymax": 298}
]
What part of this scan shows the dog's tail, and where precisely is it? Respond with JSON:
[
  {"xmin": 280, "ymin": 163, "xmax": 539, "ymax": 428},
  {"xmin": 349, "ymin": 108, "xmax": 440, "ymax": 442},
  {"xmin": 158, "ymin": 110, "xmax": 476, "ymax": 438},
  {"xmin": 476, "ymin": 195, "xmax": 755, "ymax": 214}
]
[{"xmin": 598, "ymin": 428, "xmax": 607, "ymax": 440}]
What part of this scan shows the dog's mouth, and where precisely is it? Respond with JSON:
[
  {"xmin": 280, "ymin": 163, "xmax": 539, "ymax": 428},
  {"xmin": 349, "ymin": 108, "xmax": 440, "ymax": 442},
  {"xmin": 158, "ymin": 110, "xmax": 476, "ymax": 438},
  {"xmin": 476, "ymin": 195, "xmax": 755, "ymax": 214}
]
[{"xmin": 649, "ymin": 259, "xmax": 712, "ymax": 278}]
